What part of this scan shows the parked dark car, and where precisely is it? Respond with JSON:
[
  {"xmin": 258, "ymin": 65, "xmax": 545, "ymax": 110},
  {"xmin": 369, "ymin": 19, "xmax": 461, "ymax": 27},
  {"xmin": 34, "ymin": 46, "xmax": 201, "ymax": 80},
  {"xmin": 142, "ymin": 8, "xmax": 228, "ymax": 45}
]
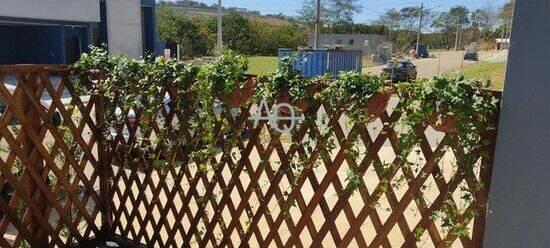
[
  {"xmin": 417, "ymin": 44, "xmax": 429, "ymax": 58},
  {"xmin": 382, "ymin": 60, "xmax": 418, "ymax": 83},
  {"xmin": 464, "ymin": 51, "xmax": 479, "ymax": 61}
]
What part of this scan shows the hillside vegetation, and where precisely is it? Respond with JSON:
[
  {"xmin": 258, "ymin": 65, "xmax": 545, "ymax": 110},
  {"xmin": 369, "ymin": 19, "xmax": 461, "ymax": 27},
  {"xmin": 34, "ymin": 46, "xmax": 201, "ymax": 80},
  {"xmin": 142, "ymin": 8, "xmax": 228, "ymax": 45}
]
[{"xmin": 157, "ymin": 5, "xmax": 308, "ymax": 57}]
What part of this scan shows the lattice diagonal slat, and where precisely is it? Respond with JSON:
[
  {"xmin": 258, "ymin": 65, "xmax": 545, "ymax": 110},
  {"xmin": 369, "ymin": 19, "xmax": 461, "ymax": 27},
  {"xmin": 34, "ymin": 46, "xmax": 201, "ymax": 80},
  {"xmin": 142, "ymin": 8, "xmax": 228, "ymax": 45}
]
[
  {"xmin": 0, "ymin": 66, "xmax": 102, "ymax": 247},
  {"xmin": 0, "ymin": 65, "xmax": 500, "ymax": 248},
  {"xmin": 106, "ymin": 79, "xmax": 500, "ymax": 247}
]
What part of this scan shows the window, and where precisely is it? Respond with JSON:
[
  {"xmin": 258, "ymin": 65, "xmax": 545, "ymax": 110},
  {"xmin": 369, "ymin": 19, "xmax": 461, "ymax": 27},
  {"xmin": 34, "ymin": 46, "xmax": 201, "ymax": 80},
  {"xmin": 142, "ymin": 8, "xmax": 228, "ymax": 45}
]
[
  {"xmin": 336, "ymin": 39, "xmax": 343, "ymax": 45},
  {"xmin": 364, "ymin": 40, "xmax": 370, "ymax": 47},
  {"xmin": 349, "ymin": 39, "xmax": 355, "ymax": 45}
]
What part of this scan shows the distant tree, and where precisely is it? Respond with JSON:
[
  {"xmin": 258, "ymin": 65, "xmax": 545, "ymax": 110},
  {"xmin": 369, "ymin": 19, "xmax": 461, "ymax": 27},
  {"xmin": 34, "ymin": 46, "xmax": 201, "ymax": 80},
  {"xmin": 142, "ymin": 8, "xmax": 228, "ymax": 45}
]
[
  {"xmin": 298, "ymin": 0, "xmax": 362, "ymax": 31},
  {"xmin": 497, "ymin": 0, "xmax": 514, "ymax": 41},
  {"xmin": 158, "ymin": 0, "xmax": 210, "ymax": 8},
  {"xmin": 298, "ymin": 0, "xmax": 331, "ymax": 28},
  {"xmin": 250, "ymin": 20, "xmax": 308, "ymax": 55},
  {"xmin": 156, "ymin": 5, "xmax": 209, "ymax": 57},
  {"xmin": 328, "ymin": 0, "xmax": 362, "ymax": 25},
  {"xmin": 470, "ymin": 10, "xmax": 482, "ymax": 41},
  {"xmin": 375, "ymin": 6, "xmax": 434, "ymax": 53},
  {"xmin": 450, "ymin": 6, "xmax": 471, "ymax": 27},
  {"xmin": 479, "ymin": 7, "xmax": 497, "ymax": 29},
  {"xmin": 375, "ymin": 9, "xmax": 401, "ymax": 36},
  {"xmin": 421, "ymin": 33, "xmax": 447, "ymax": 49},
  {"xmin": 157, "ymin": 4, "xmax": 308, "ymax": 56},
  {"xmin": 433, "ymin": 6, "xmax": 470, "ymax": 50},
  {"xmin": 478, "ymin": 3, "xmax": 498, "ymax": 33},
  {"xmin": 264, "ymin": 13, "xmax": 291, "ymax": 20},
  {"xmin": 193, "ymin": 14, "xmax": 217, "ymax": 53},
  {"xmin": 471, "ymin": 5, "xmax": 497, "ymax": 42},
  {"xmin": 332, "ymin": 23, "xmax": 387, "ymax": 35},
  {"xmin": 222, "ymin": 12, "xmax": 253, "ymax": 55},
  {"xmin": 157, "ymin": 5, "xmax": 179, "ymax": 41},
  {"xmin": 499, "ymin": 0, "xmax": 515, "ymax": 21},
  {"xmin": 399, "ymin": 6, "xmax": 435, "ymax": 34}
]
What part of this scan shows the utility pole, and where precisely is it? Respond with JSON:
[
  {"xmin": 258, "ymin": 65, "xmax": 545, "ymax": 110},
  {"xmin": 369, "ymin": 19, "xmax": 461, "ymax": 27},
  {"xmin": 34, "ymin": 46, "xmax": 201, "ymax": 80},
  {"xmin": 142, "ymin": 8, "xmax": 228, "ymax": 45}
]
[
  {"xmin": 313, "ymin": 0, "xmax": 321, "ymax": 49},
  {"xmin": 216, "ymin": 0, "xmax": 223, "ymax": 53},
  {"xmin": 455, "ymin": 26, "xmax": 460, "ymax": 51},
  {"xmin": 415, "ymin": 3, "xmax": 424, "ymax": 56}
]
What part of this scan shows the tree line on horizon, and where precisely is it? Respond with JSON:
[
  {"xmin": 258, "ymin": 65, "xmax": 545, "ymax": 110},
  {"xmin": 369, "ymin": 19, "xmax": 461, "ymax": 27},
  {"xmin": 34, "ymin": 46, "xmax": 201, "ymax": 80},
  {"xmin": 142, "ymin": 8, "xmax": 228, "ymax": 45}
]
[
  {"xmin": 156, "ymin": 0, "xmax": 515, "ymax": 57},
  {"xmin": 374, "ymin": 1, "xmax": 515, "ymax": 53}
]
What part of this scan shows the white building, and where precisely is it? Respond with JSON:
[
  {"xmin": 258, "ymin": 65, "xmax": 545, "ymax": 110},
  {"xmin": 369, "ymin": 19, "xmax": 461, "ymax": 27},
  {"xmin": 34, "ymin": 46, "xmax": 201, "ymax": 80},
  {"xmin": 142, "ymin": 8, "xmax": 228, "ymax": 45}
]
[
  {"xmin": 0, "ymin": 0, "xmax": 159, "ymax": 64},
  {"xmin": 308, "ymin": 33, "xmax": 388, "ymax": 56}
]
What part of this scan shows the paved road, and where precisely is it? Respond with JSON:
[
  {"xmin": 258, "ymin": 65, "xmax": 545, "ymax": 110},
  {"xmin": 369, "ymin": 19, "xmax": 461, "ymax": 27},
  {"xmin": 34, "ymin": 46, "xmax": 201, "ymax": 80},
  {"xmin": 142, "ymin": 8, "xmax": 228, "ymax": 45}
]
[{"xmin": 364, "ymin": 50, "xmax": 496, "ymax": 78}]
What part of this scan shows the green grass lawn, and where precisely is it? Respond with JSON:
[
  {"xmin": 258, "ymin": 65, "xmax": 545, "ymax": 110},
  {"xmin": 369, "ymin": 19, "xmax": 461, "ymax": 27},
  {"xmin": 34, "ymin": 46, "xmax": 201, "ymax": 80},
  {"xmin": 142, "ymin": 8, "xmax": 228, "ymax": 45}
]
[
  {"xmin": 362, "ymin": 57, "xmax": 377, "ymax": 67},
  {"xmin": 247, "ymin": 56, "xmax": 278, "ymax": 76},
  {"xmin": 449, "ymin": 62, "xmax": 507, "ymax": 90}
]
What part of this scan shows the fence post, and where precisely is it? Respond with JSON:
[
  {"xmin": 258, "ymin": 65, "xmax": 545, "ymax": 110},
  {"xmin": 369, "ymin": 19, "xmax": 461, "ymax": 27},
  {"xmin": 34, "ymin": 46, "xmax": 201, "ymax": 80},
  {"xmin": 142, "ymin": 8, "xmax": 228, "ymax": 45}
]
[
  {"xmin": 94, "ymin": 73, "xmax": 112, "ymax": 239},
  {"xmin": 22, "ymin": 72, "xmax": 49, "ymax": 246},
  {"xmin": 471, "ymin": 91, "xmax": 502, "ymax": 247}
]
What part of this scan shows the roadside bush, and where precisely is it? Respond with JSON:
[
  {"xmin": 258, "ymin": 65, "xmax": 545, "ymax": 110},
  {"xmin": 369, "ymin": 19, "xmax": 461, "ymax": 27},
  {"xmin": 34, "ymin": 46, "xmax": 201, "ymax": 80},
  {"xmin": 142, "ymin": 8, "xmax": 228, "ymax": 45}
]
[
  {"xmin": 157, "ymin": 7, "xmax": 308, "ymax": 56},
  {"xmin": 157, "ymin": 5, "xmax": 210, "ymax": 57},
  {"xmin": 251, "ymin": 21, "xmax": 308, "ymax": 56},
  {"xmin": 222, "ymin": 12, "xmax": 254, "ymax": 55}
]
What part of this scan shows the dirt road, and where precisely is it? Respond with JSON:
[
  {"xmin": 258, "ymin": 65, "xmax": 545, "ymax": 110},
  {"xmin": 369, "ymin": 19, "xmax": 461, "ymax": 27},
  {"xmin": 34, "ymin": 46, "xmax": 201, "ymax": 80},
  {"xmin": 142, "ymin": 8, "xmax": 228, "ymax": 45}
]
[{"xmin": 364, "ymin": 50, "xmax": 496, "ymax": 78}]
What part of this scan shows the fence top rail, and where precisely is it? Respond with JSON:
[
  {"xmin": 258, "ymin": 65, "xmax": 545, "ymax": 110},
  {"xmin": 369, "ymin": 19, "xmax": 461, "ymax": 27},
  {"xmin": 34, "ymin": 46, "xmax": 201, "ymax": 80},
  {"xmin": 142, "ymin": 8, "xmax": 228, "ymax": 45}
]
[
  {"xmin": 0, "ymin": 64, "xmax": 70, "ymax": 73},
  {"xmin": 0, "ymin": 64, "xmax": 503, "ymax": 96}
]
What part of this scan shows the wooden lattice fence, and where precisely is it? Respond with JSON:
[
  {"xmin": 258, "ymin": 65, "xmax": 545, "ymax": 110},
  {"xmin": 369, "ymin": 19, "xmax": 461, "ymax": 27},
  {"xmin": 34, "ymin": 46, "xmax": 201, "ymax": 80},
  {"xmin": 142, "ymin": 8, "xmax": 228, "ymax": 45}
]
[
  {"xmin": 0, "ymin": 66, "xmax": 104, "ymax": 247},
  {"xmin": 0, "ymin": 65, "xmax": 500, "ymax": 248}
]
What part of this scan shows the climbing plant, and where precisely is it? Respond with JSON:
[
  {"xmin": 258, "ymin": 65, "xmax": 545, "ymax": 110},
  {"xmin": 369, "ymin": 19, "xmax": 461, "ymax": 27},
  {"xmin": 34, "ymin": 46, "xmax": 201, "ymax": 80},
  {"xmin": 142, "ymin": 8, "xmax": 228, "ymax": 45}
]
[
  {"xmin": 396, "ymin": 75, "xmax": 499, "ymax": 239},
  {"xmin": 71, "ymin": 47, "xmax": 499, "ymax": 244},
  {"xmin": 73, "ymin": 46, "xmax": 197, "ymax": 172},
  {"xmin": 316, "ymin": 70, "xmax": 390, "ymax": 122},
  {"xmin": 396, "ymin": 75, "xmax": 499, "ymax": 164}
]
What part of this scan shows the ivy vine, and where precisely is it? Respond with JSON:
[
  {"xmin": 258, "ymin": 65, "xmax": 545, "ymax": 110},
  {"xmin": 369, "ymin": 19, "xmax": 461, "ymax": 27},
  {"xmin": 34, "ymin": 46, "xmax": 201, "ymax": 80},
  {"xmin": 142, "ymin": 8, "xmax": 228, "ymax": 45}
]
[{"xmin": 70, "ymin": 47, "xmax": 499, "ymax": 244}]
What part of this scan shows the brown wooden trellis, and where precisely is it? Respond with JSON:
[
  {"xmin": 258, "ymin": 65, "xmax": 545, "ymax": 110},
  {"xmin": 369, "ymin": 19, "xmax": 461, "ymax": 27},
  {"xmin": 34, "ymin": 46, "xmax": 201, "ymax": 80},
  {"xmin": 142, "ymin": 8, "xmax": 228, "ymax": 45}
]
[
  {"xmin": 0, "ymin": 65, "xmax": 501, "ymax": 248},
  {"xmin": 0, "ymin": 65, "xmax": 104, "ymax": 247}
]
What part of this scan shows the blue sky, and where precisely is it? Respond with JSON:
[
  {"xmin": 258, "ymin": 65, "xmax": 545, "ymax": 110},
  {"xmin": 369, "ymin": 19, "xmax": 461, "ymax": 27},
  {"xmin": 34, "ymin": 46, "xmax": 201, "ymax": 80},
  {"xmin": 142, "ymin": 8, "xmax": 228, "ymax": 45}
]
[{"xmin": 174, "ymin": 0, "xmax": 509, "ymax": 22}]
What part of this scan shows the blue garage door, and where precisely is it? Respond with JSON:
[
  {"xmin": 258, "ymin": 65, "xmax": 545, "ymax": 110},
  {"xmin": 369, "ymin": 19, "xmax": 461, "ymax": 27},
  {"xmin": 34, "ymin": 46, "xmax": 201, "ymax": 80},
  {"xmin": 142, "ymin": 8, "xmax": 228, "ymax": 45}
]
[{"xmin": 0, "ymin": 23, "xmax": 89, "ymax": 65}]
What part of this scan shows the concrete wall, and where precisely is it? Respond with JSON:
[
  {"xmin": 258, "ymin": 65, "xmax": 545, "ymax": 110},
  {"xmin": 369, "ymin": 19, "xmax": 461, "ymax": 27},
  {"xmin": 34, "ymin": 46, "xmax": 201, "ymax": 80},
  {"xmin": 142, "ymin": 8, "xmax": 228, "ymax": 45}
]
[
  {"xmin": 308, "ymin": 34, "xmax": 388, "ymax": 56},
  {"xmin": 0, "ymin": 0, "xmax": 99, "ymax": 23},
  {"xmin": 484, "ymin": 1, "xmax": 550, "ymax": 247},
  {"xmin": 106, "ymin": 0, "xmax": 143, "ymax": 58}
]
